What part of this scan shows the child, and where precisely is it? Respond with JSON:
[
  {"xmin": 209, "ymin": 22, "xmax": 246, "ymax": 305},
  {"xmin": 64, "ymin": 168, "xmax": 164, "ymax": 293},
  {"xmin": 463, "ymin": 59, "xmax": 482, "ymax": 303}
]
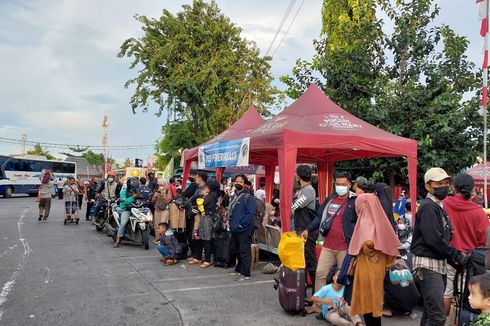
[
  {"xmin": 469, "ymin": 273, "xmax": 490, "ymax": 326},
  {"xmin": 63, "ymin": 177, "xmax": 79, "ymax": 216},
  {"xmin": 154, "ymin": 222, "xmax": 182, "ymax": 265},
  {"xmin": 396, "ymin": 216, "xmax": 413, "ymax": 269},
  {"xmin": 190, "ymin": 185, "xmax": 208, "ymax": 241},
  {"xmin": 312, "ymin": 270, "xmax": 363, "ymax": 326}
]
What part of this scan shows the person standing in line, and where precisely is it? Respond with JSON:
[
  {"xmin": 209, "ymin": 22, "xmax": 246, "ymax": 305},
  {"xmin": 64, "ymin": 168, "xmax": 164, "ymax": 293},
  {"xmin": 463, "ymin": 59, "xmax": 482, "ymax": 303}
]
[
  {"xmin": 411, "ymin": 168, "xmax": 470, "ymax": 326},
  {"xmin": 302, "ymin": 172, "xmax": 357, "ymax": 293},
  {"xmin": 228, "ymin": 174, "xmax": 256, "ymax": 281},
  {"xmin": 441, "ymin": 173, "xmax": 490, "ymax": 315},
  {"xmin": 348, "ymin": 192, "xmax": 401, "ymax": 326},
  {"xmin": 255, "ymin": 181, "xmax": 266, "ymax": 202}
]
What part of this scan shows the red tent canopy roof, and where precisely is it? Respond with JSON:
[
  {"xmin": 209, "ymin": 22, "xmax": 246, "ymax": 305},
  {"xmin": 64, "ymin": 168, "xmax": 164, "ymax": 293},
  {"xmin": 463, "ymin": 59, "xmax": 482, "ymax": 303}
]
[
  {"xmin": 184, "ymin": 106, "xmax": 265, "ymax": 161},
  {"xmin": 248, "ymin": 84, "xmax": 417, "ymax": 163},
  {"xmin": 466, "ymin": 162, "xmax": 490, "ymax": 185}
]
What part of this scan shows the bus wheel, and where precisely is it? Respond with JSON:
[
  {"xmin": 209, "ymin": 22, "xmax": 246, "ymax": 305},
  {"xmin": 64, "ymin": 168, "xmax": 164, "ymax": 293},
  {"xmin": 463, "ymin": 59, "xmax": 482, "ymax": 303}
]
[{"xmin": 4, "ymin": 187, "xmax": 13, "ymax": 198}]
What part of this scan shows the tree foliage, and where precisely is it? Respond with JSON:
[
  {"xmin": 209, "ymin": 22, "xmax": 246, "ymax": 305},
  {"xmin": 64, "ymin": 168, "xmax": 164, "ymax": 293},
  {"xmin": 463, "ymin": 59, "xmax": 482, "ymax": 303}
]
[
  {"xmin": 119, "ymin": 0, "xmax": 281, "ymax": 159},
  {"xmin": 27, "ymin": 144, "xmax": 55, "ymax": 160},
  {"xmin": 282, "ymin": 0, "xmax": 482, "ymax": 178}
]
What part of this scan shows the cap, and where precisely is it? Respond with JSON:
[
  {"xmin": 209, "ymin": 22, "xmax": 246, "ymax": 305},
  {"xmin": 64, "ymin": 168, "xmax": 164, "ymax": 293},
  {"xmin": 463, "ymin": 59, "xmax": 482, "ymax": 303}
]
[
  {"xmin": 353, "ymin": 176, "xmax": 368, "ymax": 188},
  {"xmin": 424, "ymin": 167, "xmax": 451, "ymax": 184}
]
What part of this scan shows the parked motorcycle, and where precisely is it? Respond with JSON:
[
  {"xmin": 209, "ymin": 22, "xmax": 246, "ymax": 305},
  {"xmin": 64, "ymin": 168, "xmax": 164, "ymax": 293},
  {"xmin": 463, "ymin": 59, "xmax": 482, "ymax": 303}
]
[
  {"xmin": 93, "ymin": 198, "xmax": 118, "ymax": 232},
  {"xmin": 106, "ymin": 200, "xmax": 153, "ymax": 250}
]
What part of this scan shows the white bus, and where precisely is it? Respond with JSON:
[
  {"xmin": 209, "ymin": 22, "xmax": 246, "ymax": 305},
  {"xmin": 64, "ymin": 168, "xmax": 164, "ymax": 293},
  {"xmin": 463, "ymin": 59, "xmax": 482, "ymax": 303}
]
[{"xmin": 0, "ymin": 155, "xmax": 77, "ymax": 198}]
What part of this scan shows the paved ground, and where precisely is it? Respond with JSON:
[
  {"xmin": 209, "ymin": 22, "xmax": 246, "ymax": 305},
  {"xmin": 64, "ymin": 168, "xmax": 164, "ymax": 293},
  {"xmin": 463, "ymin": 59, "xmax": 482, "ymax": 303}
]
[{"xmin": 0, "ymin": 196, "xmax": 423, "ymax": 326}]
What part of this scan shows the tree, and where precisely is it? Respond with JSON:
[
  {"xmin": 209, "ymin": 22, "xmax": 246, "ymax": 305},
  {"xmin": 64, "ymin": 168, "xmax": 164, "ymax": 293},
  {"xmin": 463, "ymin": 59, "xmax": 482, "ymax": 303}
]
[
  {"xmin": 27, "ymin": 144, "xmax": 55, "ymax": 160},
  {"xmin": 123, "ymin": 158, "xmax": 131, "ymax": 168},
  {"xmin": 119, "ymin": 0, "xmax": 281, "ymax": 159},
  {"xmin": 282, "ymin": 0, "xmax": 482, "ymax": 182},
  {"xmin": 82, "ymin": 150, "xmax": 105, "ymax": 166}
]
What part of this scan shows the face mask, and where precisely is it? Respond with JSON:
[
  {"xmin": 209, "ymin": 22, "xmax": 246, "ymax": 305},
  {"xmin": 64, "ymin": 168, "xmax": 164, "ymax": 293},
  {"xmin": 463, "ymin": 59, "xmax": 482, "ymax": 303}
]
[
  {"xmin": 335, "ymin": 186, "xmax": 349, "ymax": 196},
  {"xmin": 107, "ymin": 178, "xmax": 114, "ymax": 183},
  {"xmin": 235, "ymin": 184, "xmax": 243, "ymax": 192},
  {"xmin": 432, "ymin": 185, "xmax": 449, "ymax": 200},
  {"xmin": 189, "ymin": 177, "xmax": 195, "ymax": 182},
  {"xmin": 397, "ymin": 224, "xmax": 406, "ymax": 231}
]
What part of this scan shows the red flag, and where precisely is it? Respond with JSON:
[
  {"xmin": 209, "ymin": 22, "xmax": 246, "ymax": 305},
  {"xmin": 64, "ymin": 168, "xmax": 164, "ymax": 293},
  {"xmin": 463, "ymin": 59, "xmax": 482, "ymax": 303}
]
[
  {"xmin": 484, "ymin": 50, "xmax": 488, "ymax": 69},
  {"xmin": 482, "ymin": 18, "xmax": 489, "ymax": 37},
  {"xmin": 483, "ymin": 87, "xmax": 488, "ymax": 106}
]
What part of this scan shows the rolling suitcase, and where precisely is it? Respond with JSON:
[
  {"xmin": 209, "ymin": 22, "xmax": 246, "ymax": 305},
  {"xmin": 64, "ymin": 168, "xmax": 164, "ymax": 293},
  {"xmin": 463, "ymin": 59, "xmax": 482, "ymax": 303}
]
[
  {"xmin": 275, "ymin": 265, "xmax": 306, "ymax": 315},
  {"xmin": 214, "ymin": 231, "xmax": 232, "ymax": 268}
]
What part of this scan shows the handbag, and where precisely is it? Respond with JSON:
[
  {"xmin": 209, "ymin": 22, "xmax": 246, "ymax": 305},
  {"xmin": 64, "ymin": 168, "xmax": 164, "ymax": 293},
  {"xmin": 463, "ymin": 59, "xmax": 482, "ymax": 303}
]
[
  {"xmin": 319, "ymin": 200, "xmax": 348, "ymax": 237},
  {"xmin": 388, "ymin": 260, "xmax": 414, "ymax": 287},
  {"xmin": 337, "ymin": 253, "xmax": 356, "ymax": 285}
]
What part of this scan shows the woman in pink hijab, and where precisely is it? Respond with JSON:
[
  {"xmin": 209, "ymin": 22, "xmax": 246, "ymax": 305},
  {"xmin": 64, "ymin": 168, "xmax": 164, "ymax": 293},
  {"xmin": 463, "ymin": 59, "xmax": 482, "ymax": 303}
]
[{"xmin": 349, "ymin": 193, "xmax": 401, "ymax": 326}]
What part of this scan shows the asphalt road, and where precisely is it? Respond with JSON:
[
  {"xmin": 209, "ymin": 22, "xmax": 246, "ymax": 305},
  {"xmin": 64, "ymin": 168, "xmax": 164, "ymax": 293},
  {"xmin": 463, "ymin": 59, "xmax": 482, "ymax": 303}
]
[{"xmin": 0, "ymin": 197, "xmax": 423, "ymax": 326}]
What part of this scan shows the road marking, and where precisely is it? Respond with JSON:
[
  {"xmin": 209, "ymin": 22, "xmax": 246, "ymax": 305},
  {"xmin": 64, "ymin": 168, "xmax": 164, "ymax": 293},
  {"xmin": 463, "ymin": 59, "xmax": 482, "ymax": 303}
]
[
  {"xmin": 165, "ymin": 280, "xmax": 275, "ymax": 293},
  {"xmin": 0, "ymin": 208, "xmax": 30, "ymax": 321},
  {"xmin": 43, "ymin": 267, "xmax": 51, "ymax": 284}
]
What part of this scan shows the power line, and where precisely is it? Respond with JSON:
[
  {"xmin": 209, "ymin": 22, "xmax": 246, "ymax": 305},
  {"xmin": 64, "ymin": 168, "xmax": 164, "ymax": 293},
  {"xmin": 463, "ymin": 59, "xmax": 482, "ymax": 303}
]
[
  {"xmin": 270, "ymin": 0, "xmax": 307, "ymax": 58},
  {"xmin": 0, "ymin": 137, "xmax": 155, "ymax": 149},
  {"xmin": 265, "ymin": 0, "xmax": 296, "ymax": 56}
]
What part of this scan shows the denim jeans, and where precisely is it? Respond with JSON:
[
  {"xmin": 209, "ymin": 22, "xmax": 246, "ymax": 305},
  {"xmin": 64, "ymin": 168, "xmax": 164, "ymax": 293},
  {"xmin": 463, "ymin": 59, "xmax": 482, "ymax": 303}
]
[
  {"xmin": 415, "ymin": 268, "xmax": 447, "ymax": 326},
  {"xmin": 65, "ymin": 201, "xmax": 77, "ymax": 215},
  {"xmin": 117, "ymin": 209, "xmax": 131, "ymax": 237},
  {"xmin": 157, "ymin": 244, "xmax": 169, "ymax": 258}
]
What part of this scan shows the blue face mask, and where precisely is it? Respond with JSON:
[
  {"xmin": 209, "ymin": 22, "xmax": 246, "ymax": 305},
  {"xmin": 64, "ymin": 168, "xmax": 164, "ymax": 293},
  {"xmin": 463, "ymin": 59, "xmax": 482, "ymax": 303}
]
[{"xmin": 107, "ymin": 178, "xmax": 114, "ymax": 183}]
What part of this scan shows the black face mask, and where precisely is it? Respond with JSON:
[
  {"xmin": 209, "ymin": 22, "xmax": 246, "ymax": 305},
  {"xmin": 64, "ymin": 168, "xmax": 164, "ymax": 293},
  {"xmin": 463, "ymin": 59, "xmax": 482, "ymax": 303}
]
[
  {"xmin": 235, "ymin": 184, "xmax": 243, "ymax": 192},
  {"xmin": 433, "ymin": 186, "xmax": 450, "ymax": 200},
  {"xmin": 188, "ymin": 177, "xmax": 195, "ymax": 182}
]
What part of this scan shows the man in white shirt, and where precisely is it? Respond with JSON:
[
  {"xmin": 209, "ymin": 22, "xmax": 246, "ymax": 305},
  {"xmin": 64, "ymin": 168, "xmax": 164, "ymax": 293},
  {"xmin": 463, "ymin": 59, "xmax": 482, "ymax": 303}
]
[{"xmin": 255, "ymin": 182, "xmax": 266, "ymax": 202}]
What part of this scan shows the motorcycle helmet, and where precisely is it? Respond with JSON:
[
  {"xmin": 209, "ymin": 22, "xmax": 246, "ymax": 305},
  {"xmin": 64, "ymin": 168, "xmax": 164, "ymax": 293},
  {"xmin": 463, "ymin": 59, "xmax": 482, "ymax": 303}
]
[{"xmin": 126, "ymin": 177, "xmax": 140, "ymax": 196}]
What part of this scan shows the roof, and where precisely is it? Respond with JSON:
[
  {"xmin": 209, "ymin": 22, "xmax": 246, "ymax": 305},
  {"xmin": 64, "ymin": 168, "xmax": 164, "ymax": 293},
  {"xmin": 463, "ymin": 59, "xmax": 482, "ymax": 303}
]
[
  {"xmin": 247, "ymin": 84, "xmax": 417, "ymax": 164},
  {"xmin": 184, "ymin": 106, "xmax": 265, "ymax": 161},
  {"xmin": 64, "ymin": 156, "xmax": 103, "ymax": 177}
]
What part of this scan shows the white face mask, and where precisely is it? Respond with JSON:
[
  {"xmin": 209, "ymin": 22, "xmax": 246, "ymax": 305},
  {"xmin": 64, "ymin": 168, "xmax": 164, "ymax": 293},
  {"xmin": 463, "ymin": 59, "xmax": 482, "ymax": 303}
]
[
  {"xmin": 397, "ymin": 224, "xmax": 406, "ymax": 231},
  {"xmin": 335, "ymin": 186, "xmax": 349, "ymax": 196}
]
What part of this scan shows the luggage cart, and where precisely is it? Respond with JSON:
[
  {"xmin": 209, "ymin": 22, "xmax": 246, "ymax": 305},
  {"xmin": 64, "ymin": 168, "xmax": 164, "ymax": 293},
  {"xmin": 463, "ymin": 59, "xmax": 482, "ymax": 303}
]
[{"xmin": 64, "ymin": 191, "xmax": 79, "ymax": 225}]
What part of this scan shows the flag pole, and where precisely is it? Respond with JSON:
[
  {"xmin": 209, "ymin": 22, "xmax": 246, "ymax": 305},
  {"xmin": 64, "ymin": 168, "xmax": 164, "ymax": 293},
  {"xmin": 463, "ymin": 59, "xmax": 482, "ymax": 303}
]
[{"xmin": 485, "ymin": 0, "xmax": 489, "ymax": 209}]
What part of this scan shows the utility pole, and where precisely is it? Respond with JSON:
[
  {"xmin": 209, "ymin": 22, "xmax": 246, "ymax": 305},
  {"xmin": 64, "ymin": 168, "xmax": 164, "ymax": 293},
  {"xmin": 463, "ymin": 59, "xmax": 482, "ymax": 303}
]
[
  {"xmin": 102, "ymin": 115, "xmax": 109, "ymax": 176},
  {"xmin": 21, "ymin": 134, "xmax": 27, "ymax": 154}
]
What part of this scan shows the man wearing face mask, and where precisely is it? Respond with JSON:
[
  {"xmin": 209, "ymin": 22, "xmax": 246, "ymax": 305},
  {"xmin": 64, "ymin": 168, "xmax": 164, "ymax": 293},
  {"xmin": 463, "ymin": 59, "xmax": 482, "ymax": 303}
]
[
  {"xmin": 411, "ymin": 167, "xmax": 470, "ymax": 326},
  {"xmin": 302, "ymin": 171, "xmax": 358, "ymax": 294},
  {"xmin": 92, "ymin": 171, "xmax": 121, "ymax": 219}
]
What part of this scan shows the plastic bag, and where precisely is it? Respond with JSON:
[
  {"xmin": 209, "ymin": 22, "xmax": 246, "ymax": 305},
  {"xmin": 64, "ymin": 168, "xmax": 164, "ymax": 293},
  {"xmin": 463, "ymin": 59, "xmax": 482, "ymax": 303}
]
[{"xmin": 278, "ymin": 232, "xmax": 305, "ymax": 271}]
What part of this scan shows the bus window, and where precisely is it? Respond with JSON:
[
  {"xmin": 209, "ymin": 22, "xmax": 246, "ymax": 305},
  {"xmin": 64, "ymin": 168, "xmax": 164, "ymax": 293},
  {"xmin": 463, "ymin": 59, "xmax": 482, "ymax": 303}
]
[
  {"xmin": 5, "ymin": 159, "xmax": 19, "ymax": 171},
  {"xmin": 62, "ymin": 163, "xmax": 75, "ymax": 174}
]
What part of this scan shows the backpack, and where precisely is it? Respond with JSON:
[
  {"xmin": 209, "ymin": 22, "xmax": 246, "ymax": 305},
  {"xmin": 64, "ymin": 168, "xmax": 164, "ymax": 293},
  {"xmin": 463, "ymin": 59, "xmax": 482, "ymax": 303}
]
[
  {"xmin": 41, "ymin": 170, "xmax": 52, "ymax": 184},
  {"xmin": 253, "ymin": 197, "xmax": 266, "ymax": 229}
]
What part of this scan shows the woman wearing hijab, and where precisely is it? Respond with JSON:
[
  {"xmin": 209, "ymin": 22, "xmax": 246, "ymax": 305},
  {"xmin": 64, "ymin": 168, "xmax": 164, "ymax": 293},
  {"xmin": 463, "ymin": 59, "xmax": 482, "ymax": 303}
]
[
  {"xmin": 374, "ymin": 183, "xmax": 397, "ymax": 229},
  {"xmin": 348, "ymin": 193, "xmax": 401, "ymax": 326}
]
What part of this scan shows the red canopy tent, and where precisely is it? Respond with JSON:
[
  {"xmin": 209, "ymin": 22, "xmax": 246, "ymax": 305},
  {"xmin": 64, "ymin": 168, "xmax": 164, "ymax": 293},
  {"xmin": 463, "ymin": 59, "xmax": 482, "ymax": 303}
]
[
  {"xmin": 182, "ymin": 106, "xmax": 265, "ymax": 185},
  {"xmin": 466, "ymin": 163, "xmax": 490, "ymax": 189},
  {"xmin": 184, "ymin": 85, "xmax": 418, "ymax": 232}
]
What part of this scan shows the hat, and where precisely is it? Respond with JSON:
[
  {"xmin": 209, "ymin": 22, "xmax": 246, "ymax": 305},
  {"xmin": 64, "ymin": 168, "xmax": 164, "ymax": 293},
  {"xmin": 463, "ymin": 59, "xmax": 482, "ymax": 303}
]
[
  {"xmin": 424, "ymin": 167, "xmax": 451, "ymax": 184},
  {"xmin": 353, "ymin": 176, "xmax": 368, "ymax": 188}
]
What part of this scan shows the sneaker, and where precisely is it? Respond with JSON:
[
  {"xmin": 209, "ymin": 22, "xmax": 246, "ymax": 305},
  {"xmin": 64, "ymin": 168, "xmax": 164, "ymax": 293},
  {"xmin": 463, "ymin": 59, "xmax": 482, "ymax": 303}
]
[
  {"xmin": 38, "ymin": 216, "xmax": 43, "ymax": 221},
  {"xmin": 236, "ymin": 275, "xmax": 251, "ymax": 281},
  {"xmin": 228, "ymin": 271, "xmax": 239, "ymax": 276}
]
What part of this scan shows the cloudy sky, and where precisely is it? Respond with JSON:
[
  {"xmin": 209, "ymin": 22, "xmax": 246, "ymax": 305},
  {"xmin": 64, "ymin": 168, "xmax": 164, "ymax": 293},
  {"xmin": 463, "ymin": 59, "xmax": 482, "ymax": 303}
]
[{"xmin": 0, "ymin": 0, "xmax": 479, "ymax": 163}]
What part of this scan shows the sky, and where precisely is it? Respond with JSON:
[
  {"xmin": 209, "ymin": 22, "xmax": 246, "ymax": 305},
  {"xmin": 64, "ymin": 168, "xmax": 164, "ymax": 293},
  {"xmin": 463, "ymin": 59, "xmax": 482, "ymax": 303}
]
[{"xmin": 0, "ymin": 0, "xmax": 479, "ymax": 163}]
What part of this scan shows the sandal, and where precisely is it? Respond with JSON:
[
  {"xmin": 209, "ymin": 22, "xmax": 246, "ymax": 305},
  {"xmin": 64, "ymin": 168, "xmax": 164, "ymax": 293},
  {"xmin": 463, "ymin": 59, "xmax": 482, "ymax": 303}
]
[
  {"xmin": 160, "ymin": 258, "xmax": 166, "ymax": 263},
  {"xmin": 165, "ymin": 260, "xmax": 176, "ymax": 266},
  {"xmin": 188, "ymin": 259, "xmax": 202, "ymax": 265},
  {"xmin": 200, "ymin": 262, "xmax": 212, "ymax": 268}
]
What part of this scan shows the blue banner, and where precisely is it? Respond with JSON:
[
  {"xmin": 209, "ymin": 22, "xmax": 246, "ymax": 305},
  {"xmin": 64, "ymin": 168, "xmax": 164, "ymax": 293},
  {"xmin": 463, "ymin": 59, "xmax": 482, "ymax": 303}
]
[{"xmin": 198, "ymin": 137, "xmax": 250, "ymax": 169}]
